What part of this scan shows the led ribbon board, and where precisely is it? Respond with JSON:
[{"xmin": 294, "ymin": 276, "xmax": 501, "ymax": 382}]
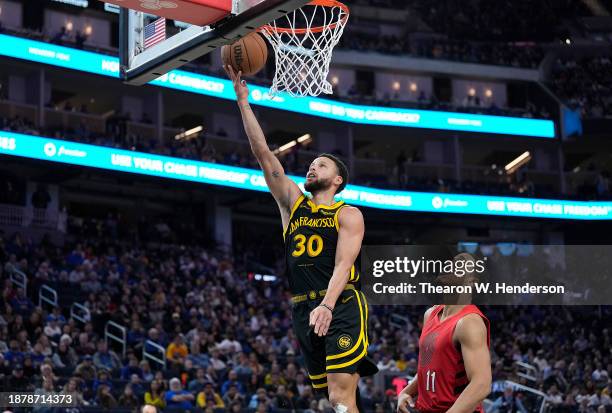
[
  {"xmin": 0, "ymin": 34, "xmax": 555, "ymax": 138},
  {"xmin": 1, "ymin": 131, "xmax": 610, "ymax": 220}
]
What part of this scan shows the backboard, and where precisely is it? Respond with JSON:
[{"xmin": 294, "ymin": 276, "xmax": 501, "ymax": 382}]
[{"xmin": 115, "ymin": 0, "xmax": 310, "ymax": 85}]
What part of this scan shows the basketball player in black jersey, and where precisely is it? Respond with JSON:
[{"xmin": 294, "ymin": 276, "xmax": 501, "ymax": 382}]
[{"xmin": 226, "ymin": 65, "xmax": 377, "ymax": 413}]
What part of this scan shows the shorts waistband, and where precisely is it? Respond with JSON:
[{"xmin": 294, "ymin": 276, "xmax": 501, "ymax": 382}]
[{"xmin": 291, "ymin": 284, "xmax": 356, "ymax": 304}]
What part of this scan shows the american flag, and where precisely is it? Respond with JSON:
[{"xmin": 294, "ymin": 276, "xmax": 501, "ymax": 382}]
[{"xmin": 144, "ymin": 17, "xmax": 166, "ymax": 49}]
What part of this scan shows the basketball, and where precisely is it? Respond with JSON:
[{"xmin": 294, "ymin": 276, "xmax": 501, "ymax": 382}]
[{"xmin": 221, "ymin": 32, "xmax": 268, "ymax": 76}]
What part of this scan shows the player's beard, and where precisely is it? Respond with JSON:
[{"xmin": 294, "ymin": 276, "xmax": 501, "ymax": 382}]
[{"xmin": 304, "ymin": 177, "xmax": 332, "ymax": 194}]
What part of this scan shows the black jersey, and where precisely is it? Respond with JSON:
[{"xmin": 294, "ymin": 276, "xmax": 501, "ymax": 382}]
[{"xmin": 284, "ymin": 194, "xmax": 361, "ymax": 295}]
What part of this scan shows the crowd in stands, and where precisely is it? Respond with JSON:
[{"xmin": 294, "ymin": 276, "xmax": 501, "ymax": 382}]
[
  {"xmin": 2, "ymin": 114, "xmax": 611, "ymax": 201},
  {"xmin": 339, "ymin": 31, "xmax": 545, "ymax": 69},
  {"xmin": 489, "ymin": 306, "xmax": 611, "ymax": 413},
  {"xmin": 0, "ymin": 24, "xmax": 544, "ymax": 122},
  {"xmin": 0, "ymin": 209, "xmax": 611, "ymax": 412},
  {"xmin": 2, "ymin": 22, "xmax": 557, "ymax": 121},
  {"xmin": 331, "ymin": 85, "xmax": 551, "ymax": 120},
  {"xmin": 410, "ymin": 0, "xmax": 592, "ymax": 42},
  {"xmin": 551, "ymin": 56, "xmax": 612, "ymax": 119},
  {"xmin": 13, "ymin": 19, "xmax": 547, "ymax": 70},
  {"xmin": 410, "ymin": 38, "xmax": 545, "ymax": 69}
]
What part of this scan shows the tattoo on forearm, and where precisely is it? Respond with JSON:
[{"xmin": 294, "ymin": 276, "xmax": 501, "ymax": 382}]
[{"xmin": 272, "ymin": 171, "xmax": 280, "ymax": 178}]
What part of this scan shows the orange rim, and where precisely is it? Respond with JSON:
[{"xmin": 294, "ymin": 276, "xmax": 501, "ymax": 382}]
[{"xmin": 259, "ymin": 0, "xmax": 349, "ymax": 35}]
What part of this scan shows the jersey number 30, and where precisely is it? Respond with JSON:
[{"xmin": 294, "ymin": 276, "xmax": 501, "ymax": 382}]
[{"xmin": 292, "ymin": 234, "xmax": 324, "ymax": 257}]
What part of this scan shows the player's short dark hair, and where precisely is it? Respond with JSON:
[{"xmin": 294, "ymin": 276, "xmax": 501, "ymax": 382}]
[{"xmin": 318, "ymin": 153, "xmax": 349, "ymax": 194}]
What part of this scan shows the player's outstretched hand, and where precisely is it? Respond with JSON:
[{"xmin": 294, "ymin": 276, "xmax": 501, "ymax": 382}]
[
  {"xmin": 397, "ymin": 392, "xmax": 415, "ymax": 413},
  {"xmin": 309, "ymin": 305, "xmax": 332, "ymax": 336},
  {"xmin": 224, "ymin": 65, "xmax": 249, "ymax": 103}
]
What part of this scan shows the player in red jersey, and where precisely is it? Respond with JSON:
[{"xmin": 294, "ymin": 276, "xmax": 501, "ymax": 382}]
[{"xmin": 397, "ymin": 253, "xmax": 492, "ymax": 413}]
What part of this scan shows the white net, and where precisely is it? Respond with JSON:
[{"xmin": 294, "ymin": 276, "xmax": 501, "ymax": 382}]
[{"xmin": 260, "ymin": 0, "xmax": 349, "ymax": 97}]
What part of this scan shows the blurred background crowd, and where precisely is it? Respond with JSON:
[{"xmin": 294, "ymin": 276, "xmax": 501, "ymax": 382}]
[{"xmin": 0, "ymin": 219, "xmax": 611, "ymax": 412}]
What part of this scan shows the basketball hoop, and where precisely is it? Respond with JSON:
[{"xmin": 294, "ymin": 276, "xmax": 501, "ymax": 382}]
[{"xmin": 260, "ymin": 0, "xmax": 349, "ymax": 97}]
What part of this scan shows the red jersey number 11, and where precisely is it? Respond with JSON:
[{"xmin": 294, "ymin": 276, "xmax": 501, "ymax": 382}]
[{"xmin": 425, "ymin": 370, "xmax": 436, "ymax": 393}]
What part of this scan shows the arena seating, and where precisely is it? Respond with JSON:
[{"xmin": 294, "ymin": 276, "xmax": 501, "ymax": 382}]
[
  {"xmin": 1, "ymin": 114, "xmax": 609, "ymax": 201},
  {"xmin": 338, "ymin": 32, "xmax": 545, "ymax": 69},
  {"xmin": 409, "ymin": 0, "xmax": 593, "ymax": 42},
  {"xmin": 1, "ymin": 221, "xmax": 611, "ymax": 412},
  {"xmin": 551, "ymin": 56, "xmax": 612, "ymax": 119}
]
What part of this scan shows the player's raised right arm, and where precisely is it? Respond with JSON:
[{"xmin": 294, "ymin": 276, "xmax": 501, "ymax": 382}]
[{"xmin": 225, "ymin": 65, "xmax": 302, "ymax": 214}]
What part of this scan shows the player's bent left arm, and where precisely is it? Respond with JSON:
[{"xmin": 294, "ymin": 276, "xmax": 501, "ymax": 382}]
[
  {"xmin": 446, "ymin": 313, "xmax": 492, "ymax": 413},
  {"xmin": 310, "ymin": 206, "xmax": 364, "ymax": 336}
]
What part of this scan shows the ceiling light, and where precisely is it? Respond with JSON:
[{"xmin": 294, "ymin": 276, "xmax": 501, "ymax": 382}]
[{"xmin": 505, "ymin": 151, "xmax": 531, "ymax": 174}]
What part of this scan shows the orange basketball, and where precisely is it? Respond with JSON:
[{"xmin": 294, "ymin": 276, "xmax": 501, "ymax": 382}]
[{"xmin": 221, "ymin": 32, "xmax": 268, "ymax": 76}]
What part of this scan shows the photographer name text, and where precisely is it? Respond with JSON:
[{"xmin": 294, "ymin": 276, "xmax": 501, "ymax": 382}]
[{"xmin": 371, "ymin": 282, "xmax": 565, "ymax": 295}]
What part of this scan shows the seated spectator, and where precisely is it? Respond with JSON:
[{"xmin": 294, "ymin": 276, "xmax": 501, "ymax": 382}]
[
  {"xmin": 296, "ymin": 386, "xmax": 315, "ymax": 409},
  {"xmin": 208, "ymin": 347, "xmax": 227, "ymax": 372},
  {"xmin": 217, "ymin": 332, "xmax": 242, "ymax": 353},
  {"xmin": 39, "ymin": 363, "xmax": 58, "ymax": 385},
  {"xmin": 118, "ymin": 383, "xmax": 140, "ymax": 410},
  {"xmin": 377, "ymin": 354, "xmax": 398, "ymax": 371},
  {"xmin": 26, "ymin": 311, "xmax": 44, "ymax": 339},
  {"xmin": 264, "ymin": 370, "xmax": 286, "ymax": 390},
  {"xmin": 95, "ymin": 383, "xmax": 118, "ymax": 409},
  {"xmin": 127, "ymin": 319, "xmax": 146, "ymax": 347},
  {"xmin": 61, "ymin": 377, "xmax": 89, "ymax": 406},
  {"xmin": 144, "ymin": 379, "xmax": 166, "ymax": 410},
  {"xmin": 43, "ymin": 316, "xmax": 61, "ymax": 342},
  {"xmin": 248, "ymin": 387, "xmax": 271, "ymax": 409},
  {"xmin": 234, "ymin": 352, "xmax": 253, "ymax": 378},
  {"xmin": 120, "ymin": 354, "xmax": 143, "ymax": 380},
  {"xmin": 548, "ymin": 386, "xmax": 564, "ymax": 406},
  {"xmin": 15, "ymin": 330, "xmax": 31, "ymax": 354},
  {"xmin": 144, "ymin": 327, "xmax": 163, "ymax": 354},
  {"xmin": 29, "ymin": 343, "xmax": 47, "ymax": 367},
  {"xmin": 10, "ymin": 288, "xmax": 33, "ymax": 316},
  {"xmin": 92, "ymin": 369, "xmax": 113, "ymax": 394},
  {"xmin": 165, "ymin": 377, "xmax": 195, "ymax": 409},
  {"xmin": 21, "ymin": 355, "xmax": 37, "ymax": 380},
  {"xmin": 11, "ymin": 363, "xmax": 29, "ymax": 390},
  {"xmin": 52, "ymin": 336, "xmax": 78, "ymax": 370},
  {"xmin": 129, "ymin": 373, "xmax": 146, "ymax": 399},
  {"xmin": 228, "ymin": 401, "xmax": 243, "ymax": 413},
  {"xmin": 166, "ymin": 334, "xmax": 188, "ymax": 367},
  {"xmin": 196, "ymin": 381, "xmax": 225, "ymax": 409},
  {"xmin": 222, "ymin": 370, "xmax": 245, "ymax": 395},
  {"xmin": 188, "ymin": 367, "xmax": 209, "ymax": 393},
  {"xmin": 223, "ymin": 383, "xmax": 245, "ymax": 407},
  {"xmin": 4, "ymin": 339, "xmax": 24, "ymax": 365},
  {"xmin": 178, "ymin": 358, "xmax": 197, "ymax": 387},
  {"xmin": 255, "ymin": 400, "xmax": 271, "ymax": 413},
  {"xmin": 33, "ymin": 377, "xmax": 57, "ymax": 412},
  {"xmin": 93, "ymin": 340, "xmax": 121, "ymax": 372},
  {"xmin": 140, "ymin": 360, "xmax": 154, "ymax": 382},
  {"xmin": 489, "ymin": 386, "xmax": 528, "ymax": 413},
  {"xmin": 187, "ymin": 338, "xmax": 209, "ymax": 369},
  {"xmin": 74, "ymin": 354, "xmax": 96, "ymax": 380},
  {"xmin": 272, "ymin": 384, "xmax": 294, "ymax": 410},
  {"xmin": 74, "ymin": 333, "xmax": 96, "ymax": 357}
]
